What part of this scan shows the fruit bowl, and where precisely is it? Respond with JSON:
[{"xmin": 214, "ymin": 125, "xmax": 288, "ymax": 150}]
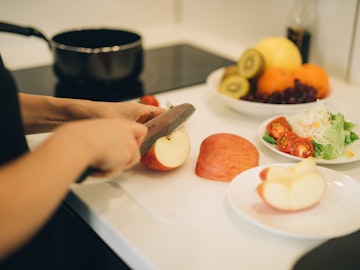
[{"xmin": 206, "ymin": 67, "xmax": 331, "ymax": 119}]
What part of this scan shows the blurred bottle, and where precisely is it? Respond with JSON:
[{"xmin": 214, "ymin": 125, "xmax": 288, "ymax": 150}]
[{"xmin": 286, "ymin": 0, "xmax": 318, "ymax": 63}]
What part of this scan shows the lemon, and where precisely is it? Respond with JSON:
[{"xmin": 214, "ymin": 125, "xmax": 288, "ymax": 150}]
[{"xmin": 255, "ymin": 37, "xmax": 302, "ymax": 72}]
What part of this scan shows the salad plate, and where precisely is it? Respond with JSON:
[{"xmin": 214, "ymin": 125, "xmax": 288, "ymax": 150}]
[
  {"xmin": 258, "ymin": 115, "xmax": 360, "ymax": 165},
  {"xmin": 227, "ymin": 164, "xmax": 360, "ymax": 239},
  {"xmin": 206, "ymin": 67, "xmax": 331, "ymax": 119}
]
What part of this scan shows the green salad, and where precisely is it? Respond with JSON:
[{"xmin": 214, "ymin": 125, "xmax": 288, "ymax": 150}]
[{"xmin": 289, "ymin": 102, "xmax": 359, "ymax": 160}]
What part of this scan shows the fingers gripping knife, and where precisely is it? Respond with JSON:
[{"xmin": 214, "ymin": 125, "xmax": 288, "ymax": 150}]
[{"xmin": 77, "ymin": 103, "xmax": 196, "ymax": 182}]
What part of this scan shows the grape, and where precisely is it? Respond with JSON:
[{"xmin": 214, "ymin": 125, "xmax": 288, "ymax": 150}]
[{"xmin": 241, "ymin": 80, "xmax": 318, "ymax": 104}]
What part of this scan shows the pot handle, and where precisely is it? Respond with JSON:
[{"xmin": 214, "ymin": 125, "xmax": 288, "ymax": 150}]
[{"xmin": 0, "ymin": 21, "xmax": 51, "ymax": 47}]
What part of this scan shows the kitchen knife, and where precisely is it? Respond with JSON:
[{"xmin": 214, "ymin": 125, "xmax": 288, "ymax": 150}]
[
  {"xmin": 77, "ymin": 103, "xmax": 196, "ymax": 182},
  {"xmin": 140, "ymin": 102, "xmax": 195, "ymax": 155}
]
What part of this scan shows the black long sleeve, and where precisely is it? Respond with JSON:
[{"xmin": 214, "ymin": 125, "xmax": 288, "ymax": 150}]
[{"xmin": 0, "ymin": 53, "xmax": 29, "ymax": 165}]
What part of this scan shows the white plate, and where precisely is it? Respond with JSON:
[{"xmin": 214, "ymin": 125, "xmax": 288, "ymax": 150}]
[
  {"xmin": 206, "ymin": 67, "xmax": 331, "ymax": 119},
  {"xmin": 258, "ymin": 116, "xmax": 360, "ymax": 164},
  {"xmin": 228, "ymin": 164, "xmax": 360, "ymax": 239}
]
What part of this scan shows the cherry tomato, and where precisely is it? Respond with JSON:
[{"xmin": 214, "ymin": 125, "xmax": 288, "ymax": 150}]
[
  {"xmin": 290, "ymin": 138, "xmax": 315, "ymax": 158},
  {"xmin": 266, "ymin": 116, "xmax": 292, "ymax": 140},
  {"xmin": 276, "ymin": 131, "xmax": 299, "ymax": 153},
  {"xmin": 139, "ymin": 95, "xmax": 159, "ymax": 106}
]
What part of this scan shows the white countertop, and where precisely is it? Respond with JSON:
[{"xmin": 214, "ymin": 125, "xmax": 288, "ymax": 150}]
[{"xmin": 22, "ymin": 25, "xmax": 360, "ymax": 270}]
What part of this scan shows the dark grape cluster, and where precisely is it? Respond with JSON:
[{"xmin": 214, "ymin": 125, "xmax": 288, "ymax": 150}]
[{"xmin": 241, "ymin": 80, "xmax": 318, "ymax": 104}]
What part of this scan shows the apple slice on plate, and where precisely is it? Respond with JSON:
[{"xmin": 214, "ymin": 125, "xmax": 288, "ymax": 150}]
[
  {"xmin": 140, "ymin": 129, "xmax": 191, "ymax": 171},
  {"xmin": 259, "ymin": 156, "xmax": 316, "ymax": 182},
  {"xmin": 257, "ymin": 157, "xmax": 326, "ymax": 211}
]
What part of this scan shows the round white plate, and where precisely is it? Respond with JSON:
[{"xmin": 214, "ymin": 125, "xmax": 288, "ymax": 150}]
[
  {"xmin": 258, "ymin": 116, "xmax": 360, "ymax": 164},
  {"xmin": 206, "ymin": 67, "xmax": 331, "ymax": 119},
  {"xmin": 228, "ymin": 164, "xmax": 360, "ymax": 239}
]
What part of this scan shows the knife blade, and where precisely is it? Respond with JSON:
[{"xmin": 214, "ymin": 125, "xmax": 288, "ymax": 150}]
[
  {"xmin": 140, "ymin": 103, "xmax": 195, "ymax": 155},
  {"xmin": 77, "ymin": 103, "xmax": 196, "ymax": 182}
]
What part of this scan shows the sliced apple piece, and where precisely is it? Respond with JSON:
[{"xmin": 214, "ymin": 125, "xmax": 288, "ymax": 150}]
[
  {"xmin": 289, "ymin": 156, "xmax": 316, "ymax": 176},
  {"xmin": 140, "ymin": 129, "xmax": 191, "ymax": 171},
  {"xmin": 259, "ymin": 157, "xmax": 317, "ymax": 182},
  {"xmin": 257, "ymin": 171, "xmax": 326, "ymax": 211},
  {"xmin": 289, "ymin": 173, "xmax": 327, "ymax": 210},
  {"xmin": 259, "ymin": 166, "xmax": 295, "ymax": 182},
  {"xmin": 257, "ymin": 158, "xmax": 326, "ymax": 211}
]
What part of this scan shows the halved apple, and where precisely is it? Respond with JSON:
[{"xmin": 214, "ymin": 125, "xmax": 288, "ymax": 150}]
[
  {"xmin": 257, "ymin": 157, "xmax": 327, "ymax": 211},
  {"xmin": 140, "ymin": 129, "xmax": 191, "ymax": 171}
]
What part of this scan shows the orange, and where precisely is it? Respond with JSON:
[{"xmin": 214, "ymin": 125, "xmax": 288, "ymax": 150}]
[
  {"xmin": 257, "ymin": 67, "xmax": 295, "ymax": 95},
  {"xmin": 293, "ymin": 63, "xmax": 330, "ymax": 99}
]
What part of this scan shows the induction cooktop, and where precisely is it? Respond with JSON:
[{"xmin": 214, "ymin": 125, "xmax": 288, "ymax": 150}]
[{"xmin": 11, "ymin": 43, "xmax": 235, "ymax": 101}]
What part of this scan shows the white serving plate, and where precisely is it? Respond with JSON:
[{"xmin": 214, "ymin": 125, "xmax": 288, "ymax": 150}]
[
  {"xmin": 258, "ymin": 116, "xmax": 360, "ymax": 164},
  {"xmin": 228, "ymin": 164, "xmax": 360, "ymax": 239},
  {"xmin": 206, "ymin": 67, "xmax": 330, "ymax": 119}
]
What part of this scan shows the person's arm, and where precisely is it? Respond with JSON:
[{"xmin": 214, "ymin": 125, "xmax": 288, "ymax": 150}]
[
  {"xmin": 0, "ymin": 117, "xmax": 147, "ymax": 260},
  {"xmin": 18, "ymin": 93, "xmax": 165, "ymax": 134}
]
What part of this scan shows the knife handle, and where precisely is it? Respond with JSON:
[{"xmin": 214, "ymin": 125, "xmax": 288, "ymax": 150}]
[{"xmin": 76, "ymin": 167, "xmax": 99, "ymax": 183}]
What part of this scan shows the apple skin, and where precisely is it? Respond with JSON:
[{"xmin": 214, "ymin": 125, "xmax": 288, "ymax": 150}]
[
  {"xmin": 259, "ymin": 168, "xmax": 268, "ymax": 181},
  {"xmin": 195, "ymin": 133, "xmax": 259, "ymax": 182},
  {"xmin": 140, "ymin": 129, "xmax": 191, "ymax": 171},
  {"xmin": 257, "ymin": 157, "xmax": 327, "ymax": 211}
]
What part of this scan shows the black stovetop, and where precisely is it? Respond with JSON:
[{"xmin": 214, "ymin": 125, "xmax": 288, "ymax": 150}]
[{"xmin": 11, "ymin": 43, "xmax": 235, "ymax": 101}]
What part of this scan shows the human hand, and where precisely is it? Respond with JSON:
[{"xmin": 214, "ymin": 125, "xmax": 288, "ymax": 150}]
[
  {"xmin": 66, "ymin": 99, "xmax": 166, "ymax": 123},
  {"xmin": 104, "ymin": 102, "xmax": 166, "ymax": 123},
  {"xmin": 56, "ymin": 117, "xmax": 148, "ymax": 177},
  {"xmin": 19, "ymin": 94, "xmax": 166, "ymax": 134}
]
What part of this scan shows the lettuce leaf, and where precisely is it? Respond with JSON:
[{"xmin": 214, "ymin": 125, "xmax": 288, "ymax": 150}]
[
  {"xmin": 263, "ymin": 131, "xmax": 277, "ymax": 144},
  {"xmin": 315, "ymin": 113, "xmax": 359, "ymax": 159}
]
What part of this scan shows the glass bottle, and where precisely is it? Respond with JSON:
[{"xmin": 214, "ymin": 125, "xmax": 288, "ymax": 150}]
[{"xmin": 286, "ymin": 0, "xmax": 318, "ymax": 63}]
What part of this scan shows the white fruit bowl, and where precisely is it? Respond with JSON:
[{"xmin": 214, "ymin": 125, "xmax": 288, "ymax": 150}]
[{"xmin": 206, "ymin": 67, "xmax": 332, "ymax": 119}]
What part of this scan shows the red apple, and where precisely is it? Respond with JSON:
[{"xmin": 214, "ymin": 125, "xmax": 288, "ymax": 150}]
[
  {"xmin": 140, "ymin": 129, "xmax": 191, "ymax": 171},
  {"xmin": 195, "ymin": 133, "xmax": 259, "ymax": 182}
]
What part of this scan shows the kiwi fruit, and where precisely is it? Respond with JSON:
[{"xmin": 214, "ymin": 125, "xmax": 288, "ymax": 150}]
[
  {"xmin": 221, "ymin": 65, "xmax": 238, "ymax": 80},
  {"xmin": 237, "ymin": 48, "xmax": 265, "ymax": 79},
  {"xmin": 218, "ymin": 74, "xmax": 250, "ymax": 99}
]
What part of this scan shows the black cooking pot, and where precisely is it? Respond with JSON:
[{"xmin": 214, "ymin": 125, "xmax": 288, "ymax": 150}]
[{"xmin": 0, "ymin": 21, "xmax": 143, "ymax": 85}]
